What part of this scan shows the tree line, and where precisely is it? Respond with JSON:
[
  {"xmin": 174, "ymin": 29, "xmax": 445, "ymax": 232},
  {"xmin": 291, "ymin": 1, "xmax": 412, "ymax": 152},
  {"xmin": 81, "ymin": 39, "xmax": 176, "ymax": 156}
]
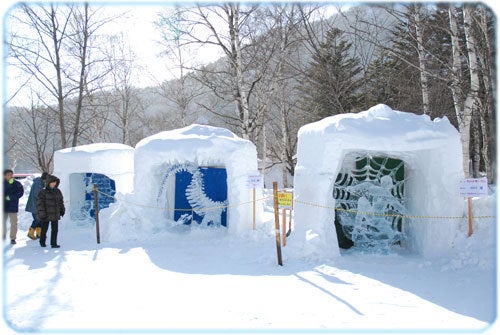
[{"xmin": 4, "ymin": 2, "xmax": 495, "ymax": 185}]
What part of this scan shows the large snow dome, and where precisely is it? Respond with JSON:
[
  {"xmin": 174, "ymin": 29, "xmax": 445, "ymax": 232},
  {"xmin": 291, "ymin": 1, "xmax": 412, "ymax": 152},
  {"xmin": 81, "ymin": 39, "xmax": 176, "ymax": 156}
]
[
  {"xmin": 293, "ymin": 104, "xmax": 464, "ymax": 258},
  {"xmin": 133, "ymin": 124, "xmax": 260, "ymax": 234},
  {"xmin": 54, "ymin": 143, "xmax": 134, "ymax": 220}
]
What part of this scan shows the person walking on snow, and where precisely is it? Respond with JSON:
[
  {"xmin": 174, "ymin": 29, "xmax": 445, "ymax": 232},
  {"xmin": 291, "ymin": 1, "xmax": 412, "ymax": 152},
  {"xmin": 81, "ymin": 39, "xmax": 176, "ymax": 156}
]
[
  {"xmin": 3, "ymin": 169, "xmax": 24, "ymax": 244},
  {"xmin": 25, "ymin": 172, "xmax": 48, "ymax": 240},
  {"xmin": 36, "ymin": 174, "xmax": 65, "ymax": 248}
]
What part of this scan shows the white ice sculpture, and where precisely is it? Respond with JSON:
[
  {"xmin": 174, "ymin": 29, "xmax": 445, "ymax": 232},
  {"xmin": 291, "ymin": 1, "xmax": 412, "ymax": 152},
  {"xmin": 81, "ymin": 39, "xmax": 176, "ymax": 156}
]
[
  {"xmin": 157, "ymin": 163, "xmax": 227, "ymax": 226},
  {"xmin": 344, "ymin": 175, "xmax": 406, "ymax": 251}
]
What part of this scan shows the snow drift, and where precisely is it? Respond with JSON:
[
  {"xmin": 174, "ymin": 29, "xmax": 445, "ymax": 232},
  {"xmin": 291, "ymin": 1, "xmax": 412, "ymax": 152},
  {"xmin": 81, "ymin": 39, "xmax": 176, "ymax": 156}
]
[{"xmin": 293, "ymin": 104, "xmax": 465, "ymax": 258}]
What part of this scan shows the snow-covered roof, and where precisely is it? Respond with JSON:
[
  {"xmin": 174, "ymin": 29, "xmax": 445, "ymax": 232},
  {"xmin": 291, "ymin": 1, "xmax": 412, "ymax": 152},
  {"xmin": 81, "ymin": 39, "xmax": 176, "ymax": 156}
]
[
  {"xmin": 135, "ymin": 124, "xmax": 250, "ymax": 159},
  {"xmin": 136, "ymin": 124, "xmax": 239, "ymax": 146},
  {"xmin": 298, "ymin": 104, "xmax": 458, "ymax": 151},
  {"xmin": 57, "ymin": 143, "xmax": 134, "ymax": 154},
  {"xmin": 55, "ymin": 143, "xmax": 134, "ymax": 175}
]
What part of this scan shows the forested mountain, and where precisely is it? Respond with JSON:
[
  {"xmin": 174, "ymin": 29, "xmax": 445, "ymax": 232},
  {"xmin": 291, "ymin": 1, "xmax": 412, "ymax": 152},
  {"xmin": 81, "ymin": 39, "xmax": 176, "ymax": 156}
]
[{"xmin": 4, "ymin": 3, "xmax": 495, "ymax": 184}]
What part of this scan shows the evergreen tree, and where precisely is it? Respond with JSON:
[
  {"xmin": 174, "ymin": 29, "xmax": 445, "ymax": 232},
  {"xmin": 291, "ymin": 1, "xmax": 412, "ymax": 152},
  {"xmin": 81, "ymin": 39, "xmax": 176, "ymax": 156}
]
[
  {"xmin": 301, "ymin": 28, "xmax": 362, "ymax": 119},
  {"xmin": 363, "ymin": 54, "xmax": 400, "ymax": 109}
]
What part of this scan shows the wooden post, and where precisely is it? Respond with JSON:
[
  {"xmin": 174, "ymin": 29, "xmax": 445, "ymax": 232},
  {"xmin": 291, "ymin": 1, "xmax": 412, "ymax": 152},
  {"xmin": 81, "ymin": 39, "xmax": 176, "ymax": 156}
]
[
  {"xmin": 288, "ymin": 205, "xmax": 293, "ymax": 236},
  {"xmin": 273, "ymin": 182, "xmax": 283, "ymax": 266},
  {"xmin": 252, "ymin": 187, "xmax": 256, "ymax": 230},
  {"xmin": 93, "ymin": 184, "xmax": 101, "ymax": 244},
  {"xmin": 282, "ymin": 209, "xmax": 287, "ymax": 246},
  {"xmin": 289, "ymin": 192, "xmax": 293, "ymax": 235},
  {"xmin": 467, "ymin": 197, "xmax": 473, "ymax": 237}
]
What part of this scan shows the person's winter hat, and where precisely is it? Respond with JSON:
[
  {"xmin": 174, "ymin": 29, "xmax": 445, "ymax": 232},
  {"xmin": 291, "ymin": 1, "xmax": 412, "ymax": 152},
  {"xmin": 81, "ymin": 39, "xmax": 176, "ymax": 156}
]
[{"xmin": 41, "ymin": 172, "xmax": 49, "ymax": 181}]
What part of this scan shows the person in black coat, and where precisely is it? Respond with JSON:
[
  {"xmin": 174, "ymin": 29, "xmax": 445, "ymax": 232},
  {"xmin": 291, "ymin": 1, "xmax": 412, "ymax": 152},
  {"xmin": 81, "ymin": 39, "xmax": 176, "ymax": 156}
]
[
  {"xmin": 36, "ymin": 174, "xmax": 65, "ymax": 248},
  {"xmin": 3, "ymin": 169, "xmax": 24, "ymax": 244}
]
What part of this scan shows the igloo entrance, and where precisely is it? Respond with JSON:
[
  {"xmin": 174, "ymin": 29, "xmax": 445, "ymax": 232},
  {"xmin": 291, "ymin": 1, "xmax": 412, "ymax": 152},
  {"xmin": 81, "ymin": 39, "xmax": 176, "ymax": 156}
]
[
  {"xmin": 174, "ymin": 166, "xmax": 228, "ymax": 226},
  {"xmin": 333, "ymin": 153, "xmax": 407, "ymax": 251},
  {"xmin": 69, "ymin": 172, "xmax": 116, "ymax": 220},
  {"xmin": 157, "ymin": 163, "xmax": 228, "ymax": 227}
]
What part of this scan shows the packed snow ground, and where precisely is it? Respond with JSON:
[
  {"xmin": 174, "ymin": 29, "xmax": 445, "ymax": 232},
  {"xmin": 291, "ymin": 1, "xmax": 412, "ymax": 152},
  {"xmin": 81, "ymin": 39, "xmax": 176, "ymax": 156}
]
[{"xmin": 1, "ymin": 176, "xmax": 497, "ymax": 334}]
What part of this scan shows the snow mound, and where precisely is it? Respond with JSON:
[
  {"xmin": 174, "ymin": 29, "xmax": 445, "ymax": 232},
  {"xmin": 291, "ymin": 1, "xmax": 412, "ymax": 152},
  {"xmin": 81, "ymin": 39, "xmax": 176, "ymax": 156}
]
[
  {"xmin": 293, "ymin": 104, "xmax": 465, "ymax": 259},
  {"xmin": 54, "ymin": 143, "xmax": 135, "ymax": 221},
  {"xmin": 103, "ymin": 124, "xmax": 261, "ymax": 241}
]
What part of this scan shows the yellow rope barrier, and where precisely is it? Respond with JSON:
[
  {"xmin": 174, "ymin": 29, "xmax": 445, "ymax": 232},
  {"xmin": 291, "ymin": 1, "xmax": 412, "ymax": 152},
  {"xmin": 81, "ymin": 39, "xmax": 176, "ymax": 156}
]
[
  {"xmin": 293, "ymin": 199, "xmax": 495, "ymax": 220},
  {"xmin": 96, "ymin": 189, "xmax": 273, "ymax": 212},
  {"xmin": 78, "ymin": 189, "xmax": 495, "ymax": 221}
]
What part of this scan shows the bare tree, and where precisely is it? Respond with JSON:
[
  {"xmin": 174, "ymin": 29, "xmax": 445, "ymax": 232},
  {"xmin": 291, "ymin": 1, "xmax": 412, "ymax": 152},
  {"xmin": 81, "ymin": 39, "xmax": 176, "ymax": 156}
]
[
  {"xmin": 473, "ymin": 6, "xmax": 495, "ymax": 182},
  {"xmin": 66, "ymin": 3, "xmax": 114, "ymax": 147},
  {"xmin": 163, "ymin": 3, "xmax": 278, "ymax": 141},
  {"xmin": 7, "ymin": 3, "xmax": 74, "ymax": 147},
  {"xmin": 97, "ymin": 33, "xmax": 145, "ymax": 145},
  {"xmin": 448, "ymin": 5, "xmax": 480, "ymax": 177},
  {"xmin": 261, "ymin": 4, "xmax": 304, "ymax": 187},
  {"xmin": 10, "ymin": 95, "xmax": 57, "ymax": 172},
  {"xmin": 339, "ymin": 4, "xmax": 492, "ymax": 177},
  {"xmin": 7, "ymin": 3, "xmax": 115, "ymax": 148},
  {"xmin": 155, "ymin": 8, "xmax": 206, "ymax": 128}
]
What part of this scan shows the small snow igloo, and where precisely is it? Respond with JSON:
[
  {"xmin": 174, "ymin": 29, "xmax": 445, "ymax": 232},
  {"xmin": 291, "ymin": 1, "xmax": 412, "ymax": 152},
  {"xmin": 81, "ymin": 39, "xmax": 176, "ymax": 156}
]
[
  {"xmin": 54, "ymin": 143, "xmax": 134, "ymax": 220},
  {"xmin": 293, "ymin": 104, "xmax": 464, "ymax": 258},
  {"xmin": 134, "ymin": 124, "xmax": 259, "ymax": 233}
]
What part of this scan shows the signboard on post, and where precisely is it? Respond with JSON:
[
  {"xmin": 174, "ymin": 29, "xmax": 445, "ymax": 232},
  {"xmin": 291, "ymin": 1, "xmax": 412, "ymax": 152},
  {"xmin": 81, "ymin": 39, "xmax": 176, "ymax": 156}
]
[
  {"xmin": 459, "ymin": 178, "xmax": 488, "ymax": 237},
  {"xmin": 277, "ymin": 191, "xmax": 293, "ymax": 209},
  {"xmin": 459, "ymin": 178, "xmax": 488, "ymax": 197},
  {"xmin": 247, "ymin": 175, "xmax": 263, "ymax": 230},
  {"xmin": 246, "ymin": 175, "xmax": 264, "ymax": 189}
]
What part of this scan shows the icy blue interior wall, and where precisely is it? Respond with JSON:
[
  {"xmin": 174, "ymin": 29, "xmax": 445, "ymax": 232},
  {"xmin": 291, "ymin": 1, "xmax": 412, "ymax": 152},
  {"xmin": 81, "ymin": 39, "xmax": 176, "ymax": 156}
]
[
  {"xmin": 85, "ymin": 173, "xmax": 116, "ymax": 218},
  {"xmin": 156, "ymin": 163, "xmax": 228, "ymax": 227},
  {"xmin": 70, "ymin": 172, "xmax": 116, "ymax": 219},
  {"xmin": 174, "ymin": 167, "xmax": 228, "ymax": 226}
]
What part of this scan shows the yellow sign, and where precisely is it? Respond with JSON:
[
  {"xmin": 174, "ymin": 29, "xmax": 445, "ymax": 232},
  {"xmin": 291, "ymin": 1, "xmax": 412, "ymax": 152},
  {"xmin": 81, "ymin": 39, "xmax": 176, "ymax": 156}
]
[{"xmin": 277, "ymin": 191, "xmax": 293, "ymax": 208}]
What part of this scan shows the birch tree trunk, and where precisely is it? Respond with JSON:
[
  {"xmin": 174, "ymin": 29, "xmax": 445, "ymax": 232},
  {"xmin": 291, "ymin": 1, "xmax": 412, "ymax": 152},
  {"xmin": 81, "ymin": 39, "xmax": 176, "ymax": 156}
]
[
  {"xmin": 280, "ymin": 82, "xmax": 289, "ymax": 188},
  {"xmin": 413, "ymin": 6, "xmax": 431, "ymax": 115},
  {"xmin": 261, "ymin": 124, "xmax": 268, "ymax": 188},
  {"xmin": 228, "ymin": 4, "xmax": 251, "ymax": 140},
  {"xmin": 477, "ymin": 7, "xmax": 494, "ymax": 182},
  {"xmin": 448, "ymin": 6, "xmax": 479, "ymax": 177},
  {"xmin": 71, "ymin": 3, "xmax": 89, "ymax": 147}
]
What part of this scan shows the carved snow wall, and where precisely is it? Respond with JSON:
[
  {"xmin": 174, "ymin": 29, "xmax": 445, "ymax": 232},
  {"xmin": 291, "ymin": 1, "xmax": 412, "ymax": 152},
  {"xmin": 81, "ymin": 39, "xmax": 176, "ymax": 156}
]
[
  {"xmin": 134, "ymin": 124, "xmax": 260, "ymax": 234},
  {"xmin": 54, "ymin": 143, "xmax": 135, "ymax": 221},
  {"xmin": 293, "ymin": 104, "xmax": 464, "ymax": 258}
]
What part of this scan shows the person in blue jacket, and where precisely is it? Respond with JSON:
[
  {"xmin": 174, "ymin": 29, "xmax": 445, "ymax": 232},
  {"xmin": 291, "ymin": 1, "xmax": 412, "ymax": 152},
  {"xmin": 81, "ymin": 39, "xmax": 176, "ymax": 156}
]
[
  {"xmin": 25, "ymin": 172, "xmax": 48, "ymax": 240},
  {"xmin": 3, "ymin": 169, "xmax": 24, "ymax": 244}
]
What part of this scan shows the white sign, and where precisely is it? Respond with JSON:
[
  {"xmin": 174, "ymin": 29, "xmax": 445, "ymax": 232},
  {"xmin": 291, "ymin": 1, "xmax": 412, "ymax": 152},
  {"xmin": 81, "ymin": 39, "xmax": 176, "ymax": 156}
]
[
  {"xmin": 246, "ymin": 175, "xmax": 264, "ymax": 189},
  {"xmin": 459, "ymin": 178, "xmax": 488, "ymax": 197}
]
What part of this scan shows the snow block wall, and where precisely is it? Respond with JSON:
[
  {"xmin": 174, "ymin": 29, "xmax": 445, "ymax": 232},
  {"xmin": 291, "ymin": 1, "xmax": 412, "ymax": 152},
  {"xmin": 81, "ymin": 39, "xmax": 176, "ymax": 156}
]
[
  {"xmin": 133, "ymin": 124, "xmax": 260, "ymax": 234},
  {"xmin": 54, "ymin": 143, "xmax": 134, "ymax": 220},
  {"xmin": 293, "ymin": 104, "xmax": 464, "ymax": 258}
]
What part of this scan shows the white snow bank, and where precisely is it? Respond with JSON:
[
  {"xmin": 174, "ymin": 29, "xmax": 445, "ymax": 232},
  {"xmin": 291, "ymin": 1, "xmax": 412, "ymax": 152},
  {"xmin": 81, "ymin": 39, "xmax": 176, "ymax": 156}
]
[
  {"xmin": 445, "ymin": 193, "xmax": 497, "ymax": 270},
  {"xmin": 293, "ymin": 104, "xmax": 465, "ymax": 259},
  {"xmin": 102, "ymin": 124, "xmax": 261, "ymax": 240}
]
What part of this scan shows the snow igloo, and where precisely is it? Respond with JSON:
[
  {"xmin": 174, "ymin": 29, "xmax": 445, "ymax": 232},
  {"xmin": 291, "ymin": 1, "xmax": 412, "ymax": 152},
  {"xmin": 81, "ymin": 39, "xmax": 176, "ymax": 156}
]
[
  {"xmin": 54, "ymin": 143, "xmax": 134, "ymax": 220},
  {"xmin": 293, "ymin": 104, "xmax": 464, "ymax": 258},
  {"xmin": 133, "ymin": 124, "xmax": 260, "ymax": 234}
]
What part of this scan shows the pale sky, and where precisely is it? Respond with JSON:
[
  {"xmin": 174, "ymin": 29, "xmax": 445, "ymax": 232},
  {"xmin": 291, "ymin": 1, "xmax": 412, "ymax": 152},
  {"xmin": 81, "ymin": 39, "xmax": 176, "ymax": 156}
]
[
  {"xmin": 2, "ymin": 0, "xmax": 497, "ymax": 107},
  {"xmin": 2, "ymin": 1, "xmax": 227, "ymax": 107}
]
